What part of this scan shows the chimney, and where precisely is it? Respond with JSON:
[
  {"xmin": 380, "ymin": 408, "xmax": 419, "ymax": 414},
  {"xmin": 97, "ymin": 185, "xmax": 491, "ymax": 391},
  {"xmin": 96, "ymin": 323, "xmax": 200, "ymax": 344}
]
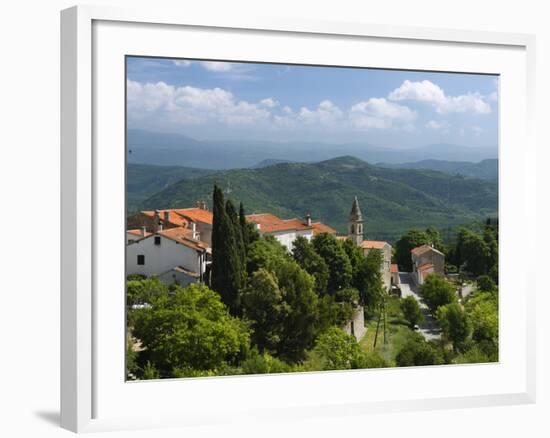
[
  {"xmin": 163, "ymin": 211, "xmax": 170, "ymax": 226},
  {"xmin": 254, "ymin": 222, "xmax": 261, "ymax": 231},
  {"xmin": 190, "ymin": 221, "xmax": 198, "ymax": 239},
  {"xmin": 141, "ymin": 226, "xmax": 147, "ymax": 237},
  {"xmin": 153, "ymin": 210, "xmax": 161, "ymax": 233},
  {"xmin": 305, "ymin": 213, "xmax": 312, "ymax": 227}
]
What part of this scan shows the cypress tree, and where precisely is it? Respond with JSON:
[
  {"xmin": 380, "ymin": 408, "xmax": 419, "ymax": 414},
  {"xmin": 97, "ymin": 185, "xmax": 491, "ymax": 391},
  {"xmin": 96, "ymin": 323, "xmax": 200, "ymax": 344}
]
[
  {"xmin": 226, "ymin": 199, "xmax": 246, "ymax": 285},
  {"xmin": 211, "ymin": 186, "xmax": 243, "ymax": 314},
  {"xmin": 239, "ymin": 202, "xmax": 249, "ymax": 255}
]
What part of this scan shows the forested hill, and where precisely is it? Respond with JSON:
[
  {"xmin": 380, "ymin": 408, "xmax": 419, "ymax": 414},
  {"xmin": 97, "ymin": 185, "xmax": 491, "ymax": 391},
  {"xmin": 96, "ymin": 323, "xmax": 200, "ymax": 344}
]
[
  {"xmin": 376, "ymin": 159, "xmax": 498, "ymax": 182},
  {"xmin": 140, "ymin": 156, "xmax": 498, "ymax": 242}
]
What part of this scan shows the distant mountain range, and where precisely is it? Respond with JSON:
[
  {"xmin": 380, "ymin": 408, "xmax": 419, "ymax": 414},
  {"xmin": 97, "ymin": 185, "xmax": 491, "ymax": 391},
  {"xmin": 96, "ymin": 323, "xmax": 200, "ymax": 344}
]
[
  {"xmin": 376, "ymin": 159, "xmax": 498, "ymax": 182},
  {"xmin": 127, "ymin": 129, "xmax": 498, "ymax": 170},
  {"xmin": 136, "ymin": 156, "xmax": 498, "ymax": 242}
]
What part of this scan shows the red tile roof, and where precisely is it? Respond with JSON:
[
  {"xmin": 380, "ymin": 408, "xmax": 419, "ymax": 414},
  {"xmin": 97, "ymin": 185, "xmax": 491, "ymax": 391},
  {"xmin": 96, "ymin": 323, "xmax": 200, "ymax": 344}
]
[
  {"xmin": 127, "ymin": 229, "xmax": 151, "ymax": 237},
  {"xmin": 311, "ymin": 222, "xmax": 338, "ymax": 235},
  {"xmin": 246, "ymin": 213, "xmax": 313, "ymax": 233},
  {"xmin": 142, "ymin": 210, "xmax": 189, "ymax": 227},
  {"xmin": 411, "ymin": 244, "xmax": 445, "ymax": 257},
  {"xmin": 391, "ymin": 263, "xmax": 399, "ymax": 273},
  {"xmin": 173, "ymin": 208, "xmax": 213, "ymax": 225},
  {"xmin": 361, "ymin": 240, "xmax": 389, "ymax": 250},
  {"xmin": 158, "ymin": 227, "xmax": 210, "ymax": 251}
]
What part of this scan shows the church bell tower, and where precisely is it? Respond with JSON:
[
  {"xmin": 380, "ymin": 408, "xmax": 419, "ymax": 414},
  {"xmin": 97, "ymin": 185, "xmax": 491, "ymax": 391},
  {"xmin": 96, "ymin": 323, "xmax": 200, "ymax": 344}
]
[{"xmin": 348, "ymin": 196, "xmax": 364, "ymax": 247}]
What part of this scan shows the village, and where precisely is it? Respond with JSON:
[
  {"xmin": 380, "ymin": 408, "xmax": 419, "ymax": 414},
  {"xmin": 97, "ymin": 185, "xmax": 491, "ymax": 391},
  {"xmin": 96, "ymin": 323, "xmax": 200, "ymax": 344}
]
[{"xmin": 126, "ymin": 196, "xmax": 452, "ymax": 343}]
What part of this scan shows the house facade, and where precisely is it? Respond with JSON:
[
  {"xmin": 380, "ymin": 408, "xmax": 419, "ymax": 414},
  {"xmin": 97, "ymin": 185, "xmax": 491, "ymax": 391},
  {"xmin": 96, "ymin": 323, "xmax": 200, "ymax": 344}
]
[
  {"xmin": 411, "ymin": 244, "xmax": 445, "ymax": 285},
  {"xmin": 126, "ymin": 227, "xmax": 210, "ymax": 287}
]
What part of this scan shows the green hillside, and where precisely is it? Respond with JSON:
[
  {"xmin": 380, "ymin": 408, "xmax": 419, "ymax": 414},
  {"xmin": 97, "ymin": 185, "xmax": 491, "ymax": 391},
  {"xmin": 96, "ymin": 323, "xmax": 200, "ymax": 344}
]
[
  {"xmin": 127, "ymin": 163, "xmax": 215, "ymax": 212},
  {"xmin": 140, "ymin": 156, "xmax": 498, "ymax": 242}
]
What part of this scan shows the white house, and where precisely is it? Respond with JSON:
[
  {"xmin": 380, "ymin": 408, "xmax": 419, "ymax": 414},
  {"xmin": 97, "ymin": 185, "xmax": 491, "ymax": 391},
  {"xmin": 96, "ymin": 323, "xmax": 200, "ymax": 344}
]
[
  {"xmin": 246, "ymin": 213, "xmax": 337, "ymax": 252},
  {"xmin": 126, "ymin": 226, "xmax": 210, "ymax": 287}
]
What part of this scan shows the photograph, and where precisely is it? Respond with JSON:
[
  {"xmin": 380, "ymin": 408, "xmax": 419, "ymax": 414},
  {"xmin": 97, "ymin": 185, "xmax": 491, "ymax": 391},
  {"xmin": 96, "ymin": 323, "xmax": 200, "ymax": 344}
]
[{"xmin": 124, "ymin": 57, "xmax": 499, "ymax": 380}]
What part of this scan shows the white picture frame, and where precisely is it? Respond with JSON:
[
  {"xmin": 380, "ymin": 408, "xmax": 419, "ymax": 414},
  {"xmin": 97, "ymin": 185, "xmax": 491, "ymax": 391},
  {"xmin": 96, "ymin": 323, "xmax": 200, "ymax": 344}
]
[{"xmin": 60, "ymin": 4, "xmax": 537, "ymax": 433}]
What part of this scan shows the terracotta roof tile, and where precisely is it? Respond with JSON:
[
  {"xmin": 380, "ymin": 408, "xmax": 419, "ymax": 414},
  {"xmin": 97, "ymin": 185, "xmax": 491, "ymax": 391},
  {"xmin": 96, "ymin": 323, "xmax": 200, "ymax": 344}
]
[
  {"xmin": 173, "ymin": 208, "xmax": 213, "ymax": 225},
  {"xmin": 158, "ymin": 227, "xmax": 210, "ymax": 251},
  {"xmin": 361, "ymin": 240, "xmax": 389, "ymax": 250},
  {"xmin": 127, "ymin": 229, "xmax": 151, "ymax": 237},
  {"xmin": 246, "ymin": 213, "xmax": 313, "ymax": 233},
  {"xmin": 311, "ymin": 222, "xmax": 338, "ymax": 235},
  {"xmin": 418, "ymin": 262, "xmax": 434, "ymax": 272}
]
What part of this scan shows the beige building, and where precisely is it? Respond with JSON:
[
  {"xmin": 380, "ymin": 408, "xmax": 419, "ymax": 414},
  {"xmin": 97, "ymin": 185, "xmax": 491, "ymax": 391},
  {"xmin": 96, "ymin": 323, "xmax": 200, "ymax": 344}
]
[
  {"xmin": 411, "ymin": 244, "xmax": 445, "ymax": 285},
  {"xmin": 347, "ymin": 197, "xmax": 393, "ymax": 290}
]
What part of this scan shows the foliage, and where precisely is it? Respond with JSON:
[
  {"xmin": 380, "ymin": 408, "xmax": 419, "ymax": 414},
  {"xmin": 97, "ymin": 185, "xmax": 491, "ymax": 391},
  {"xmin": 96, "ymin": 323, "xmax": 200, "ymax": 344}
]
[
  {"xmin": 142, "ymin": 361, "xmax": 160, "ymax": 380},
  {"xmin": 465, "ymin": 290, "xmax": 498, "ymax": 346},
  {"xmin": 292, "ymin": 235, "xmax": 330, "ymax": 295},
  {"xmin": 353, "ymin": 249, "xmax": 384, "ymax": 314},
  {"xmin": 241, "ymin": 269, "xmax": 288, "ymax": 353},
  {"xmin": 132, "ymin": 283, "xmax": 250, "ymax": 378},
  {"xmin": 476, "ymin": 275, "xmax": 496, "ymax": 292},
  {"xmin": 312, "ymin": 233, "xmax": 353, "ymax": 293},
  {"xmin": 400, "ymin": 296, "xmax": 424, "ymax": 329},
  {"xmin": 211, "ymin": 185, "xmax": 245, "ymax": 314},
  {"xmin": 454, "ymin": 228, "xmax": 491, "ymax": 276},
  {"xmin": 246, "ymin": 235, "xmax": 290, "ymax": 275},
  {"xmin": 395, "ymin": 333, "xmax": 444, "ymax": 367},
  {"xmin": 240, "ymin": 349, "xmax": 291, "ymax": 374},
  {"xmin": 126, "ymin": 276, "xmax": 168, "ymax": 308},
  {"xmin": 420, "ymin": 273, "xmax": 457, "ymax": 314},
  {"xmin": 436, "ymin": 303, "xmax": 471, "ymax": 351},
  {"xmin": 306, "ymin": 327, "xmax": 367, "ymax": 371}
]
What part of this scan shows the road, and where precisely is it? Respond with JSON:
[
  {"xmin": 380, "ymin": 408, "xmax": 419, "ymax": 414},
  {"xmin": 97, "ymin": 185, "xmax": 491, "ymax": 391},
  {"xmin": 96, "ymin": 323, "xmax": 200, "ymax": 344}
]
[{"xmin": 398, "ymin": 272, "xmax": 441, "ymax": 341}]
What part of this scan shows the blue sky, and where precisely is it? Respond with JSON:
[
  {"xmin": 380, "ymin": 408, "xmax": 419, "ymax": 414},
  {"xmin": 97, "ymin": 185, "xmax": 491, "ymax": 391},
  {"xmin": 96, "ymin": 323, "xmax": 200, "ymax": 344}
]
[{"xmin": 126, "ymin": 56, "xmax": 498, "ymax": 150}]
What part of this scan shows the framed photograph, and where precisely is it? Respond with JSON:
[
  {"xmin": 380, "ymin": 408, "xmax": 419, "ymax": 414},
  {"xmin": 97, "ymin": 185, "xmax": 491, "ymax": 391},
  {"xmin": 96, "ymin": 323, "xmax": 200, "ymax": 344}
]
[{"xmin": 61, "ymin": 5, "xmax": 536, "ymax": 433}]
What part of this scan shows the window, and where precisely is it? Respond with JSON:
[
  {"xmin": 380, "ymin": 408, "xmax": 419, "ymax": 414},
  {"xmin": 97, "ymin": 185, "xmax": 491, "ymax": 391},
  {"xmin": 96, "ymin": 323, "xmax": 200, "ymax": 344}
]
[
  {"xmin": 154, "ymin": 236, "xmax": 161, "ymax": 246},
  {"xmin": 351, "ymin": 225, "xmax": 355, "ymax": 234},
  {"xmin": 137, "ymin": 255, "xmax": 145, "ymax": 265}
]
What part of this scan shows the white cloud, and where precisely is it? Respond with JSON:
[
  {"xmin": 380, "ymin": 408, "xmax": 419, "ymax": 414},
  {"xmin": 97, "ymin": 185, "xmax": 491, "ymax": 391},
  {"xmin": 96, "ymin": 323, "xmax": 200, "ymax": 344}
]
[
  {"xmin": 489, "ymin": 91, "xmax": 498, "ymax": 102},
  {"xmin": 388, "ymin": 80, "xmax": 492, "ymax": 114},
  {"xmin": 349, "ymin": 98, "xmax": 417, "ymax": 130},
  {"xmin": 199, "ymin": 61, "xmax": 234, "ymax": 72},
  {"xmin": 260, "ymin": 98, "xmax": 279, "ymax": 108},
  {"xmin": 425, "ymin": 120, "xmax": 450, "ymax": 130},
  {"xmin": 127, "ymin": 80, "xmax": 271, "ymax": 127},
  {"xmin": 127, "ymin": 80, "xmax": 418, "ymax": 133},
  {"xmin": 298, "ymin": 100, "xmax": 344, "ymax": 126}
]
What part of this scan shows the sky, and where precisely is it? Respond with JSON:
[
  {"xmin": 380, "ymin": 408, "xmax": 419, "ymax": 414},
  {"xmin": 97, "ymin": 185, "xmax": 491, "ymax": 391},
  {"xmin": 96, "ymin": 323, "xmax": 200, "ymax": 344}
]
[{"xmin": 126, "ymin": 56, "xmax": 498, "ymax": 150}]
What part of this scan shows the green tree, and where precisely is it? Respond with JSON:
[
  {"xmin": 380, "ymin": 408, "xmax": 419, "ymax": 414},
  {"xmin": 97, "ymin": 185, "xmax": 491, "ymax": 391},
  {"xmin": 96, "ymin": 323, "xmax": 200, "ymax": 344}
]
[
  {"xmin": 455, "ymin": 228, "xmax": 491, "ymax": 276},
  {"xmin": 400, "ymin": 296, "xmax": 424, "ymax": 329},
  {"xmin": 312, "ymin": 233, "xmax": 353, "ymax": 293},
  {"xmin": 211, "ymin": 185, "xmax": 245, "ymax": 314},
  {"xmin": 272, "ymin": 260, "xmax": 321, "ymax": 362},
  {"xmin": 354, "ymin": 249, "xmax": 385, "ymax": 314},
  {"xmin": 395, "ymin": 333, "xmax": 444, "ymax": 367},
  {"xmin": 341, "ymin": 237, "xmax": 364, "ymax": 271},
  {"xmin": 132, "ymin": 283, "xmax": 250, "ymax": 377},
  {"xmin": 246, "ymin": 235, "xmax": 289, "ymax": 275},
  {"xmin": 126, "ymin": 276, "xmax": 167, "ymax": 308},
  {"xmin": 239, "ymin": 202, "xmax": 249, "ymax": 254},
  {"xmin": 420, "ymin": 273, "xmax": 457, "ymax": 314},
  {"xmin": 241, "ymin": 268, "xmax": 288, "ymax": 353},
  {"xmin": 240, "ymin": 349, "xmax": 291, "ymax": 374},
  {"xmin": 307, "ymin": 327, "xmax": 367, "ymax": 370},
  {"xmin": 226, "ymin": 199, "xmax": 246, "ymax": 272},
  {"xmin": 436, "ymin": 303, "xmax": 471, "ymax": 351},
  {"xmin": 292, "ymin": 235, "xmax": 330, "ymax": 295},
  {"xmin": 476, "ymin": 275, "xmax": 496, "ymax": 292}
]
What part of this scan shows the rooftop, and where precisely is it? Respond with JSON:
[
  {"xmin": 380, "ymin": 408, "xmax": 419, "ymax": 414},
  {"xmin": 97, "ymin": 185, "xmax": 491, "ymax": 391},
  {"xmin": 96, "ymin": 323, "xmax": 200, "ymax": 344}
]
[
  {"xmin": 246, "ymin": 213, "xmax": 312, "ymax": 233},
  {"xmin": 361, "ymin": 240, "xmax": 389, "ymax": 250}
]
